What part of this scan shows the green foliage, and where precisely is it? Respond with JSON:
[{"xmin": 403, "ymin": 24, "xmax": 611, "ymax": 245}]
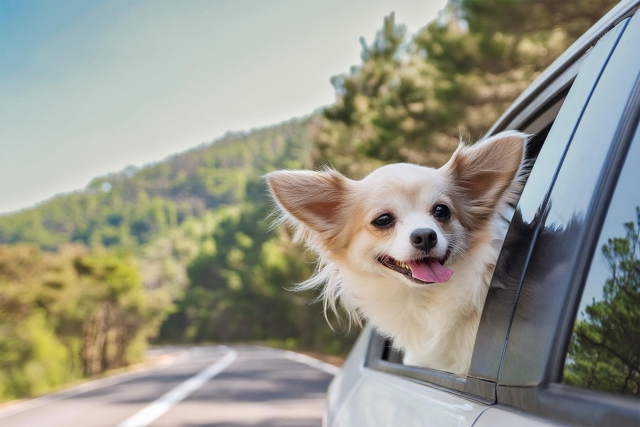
[
  {"xmin": 158, "ymin": 194, "xmax": 357, "ymax": 355},
  {"xmin": 564, "ymin": 207, "xmax": 640, "ymax": 397},
  {"xmin": 0, "ymin": 309, "xmax": 73, "ymax": 400},
  {"xmin": 315, "ymin": 0, "xmax": 619, "ymax": 177},
  {"xmin": 0, "ymin": 116, "xmax": 333, "ymax": 401},
  {"xmin": 0, "ymin": 119, "xmax": 312, "ymax": 251},
  {"xmin": 0, "ymin": 244, "xmax": 160, "ymax": 401}
]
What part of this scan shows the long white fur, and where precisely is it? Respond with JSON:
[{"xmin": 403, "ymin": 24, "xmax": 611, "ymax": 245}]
[{"xmin": 266, "ymin": 131, "xmax": 529, "ymax": 375}]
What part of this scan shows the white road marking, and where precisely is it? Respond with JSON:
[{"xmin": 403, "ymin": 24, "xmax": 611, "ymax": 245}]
[
  {"xmin": 116, "ymin": 346, "xmax": 238, "ymax": 427},
  {"xmin": 282, "ymin": 351, "xmax": 341, "ymax": 375},
  {"xmin": 0, "ymin": 352, "xmax": 186, "ymax": 421}
]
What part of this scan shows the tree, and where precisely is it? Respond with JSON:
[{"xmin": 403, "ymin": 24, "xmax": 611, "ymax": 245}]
[
  {"xmin": 0, "ymin": 244, "xmax": 165, "ymax": 400},
  {"xmin": 315, "ymin": 0, "xmax": 619, "ymax": 178},
  {"xmin": 564, "ymin": 207, "xmax": 640, "ymax": 397}
]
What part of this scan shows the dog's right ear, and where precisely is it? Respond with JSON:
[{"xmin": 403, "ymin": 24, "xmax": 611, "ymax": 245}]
[
  {"xmin": 441, "ymin": 130, "xmax": 528, "ymax": 230},
  {"xmin": 265, "ymin": 169, "xmax": 350, "ymax": 238}
]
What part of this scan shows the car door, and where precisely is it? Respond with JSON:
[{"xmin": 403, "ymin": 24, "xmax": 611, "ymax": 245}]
[
  {"xmin": 324, "ymin": 5, "xmax": 637, "ymax": 427},
  {"xmin": 477, "ymin": 8, "xmax": 640, "ymax": 427}
]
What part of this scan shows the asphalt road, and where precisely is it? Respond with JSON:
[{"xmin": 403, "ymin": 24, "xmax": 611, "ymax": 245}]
[{"xmin": 0, "ymin": 346, "xmax": 338, "ymax": 427}]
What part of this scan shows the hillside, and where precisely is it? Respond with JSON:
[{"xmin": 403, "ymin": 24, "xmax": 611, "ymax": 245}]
[{"xmin": 0, "ymin": 117, "xmax": 313, "ymax": 250}]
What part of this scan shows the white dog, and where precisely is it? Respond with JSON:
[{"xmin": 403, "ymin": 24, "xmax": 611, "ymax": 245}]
[{"xmin": 266, "ymin": 131, "xmax": 527, "ymax": 375}]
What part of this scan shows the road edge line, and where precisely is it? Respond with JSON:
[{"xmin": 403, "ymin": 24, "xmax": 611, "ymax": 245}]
[{"xmin": 282, "ymin": 351, "xmax": 341, "ymax": 376}]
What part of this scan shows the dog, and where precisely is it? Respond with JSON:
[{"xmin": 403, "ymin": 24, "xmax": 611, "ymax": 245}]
[{"xmin": 266, "ymin": 131, "xmax": 528, "ymax": 375}]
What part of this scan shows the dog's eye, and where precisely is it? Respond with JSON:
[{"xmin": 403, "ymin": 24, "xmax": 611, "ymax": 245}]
[
  {"xmin": 433, "ymin": 204, "xmax": 451, "ymax": 221},
  {"xmin": 372, "ymin": 214, "xmax": 395, "ymax": 228}
]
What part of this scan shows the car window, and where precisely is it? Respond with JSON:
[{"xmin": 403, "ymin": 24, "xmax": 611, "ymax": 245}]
[
  {"xmin": 371, "ymin": 14, "xmax": 631, "ymax": 397},
  {"xmin": 561, "ymin": 126, "xmax": 640, "ymax": 398}
]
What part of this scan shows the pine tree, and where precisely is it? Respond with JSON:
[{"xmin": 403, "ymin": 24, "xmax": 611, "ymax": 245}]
[
  {"xmin": 564, "ymin": 207, "xmax": 640, "ymax": 397},
  {"xmin": 314, "ymin": 0, "xmax": 619, "ymax": 178}
]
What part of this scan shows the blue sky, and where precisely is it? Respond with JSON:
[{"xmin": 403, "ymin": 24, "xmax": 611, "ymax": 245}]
[{"xmin": 0, "ymin": 0, "xmax": 447, "ymax": 214}]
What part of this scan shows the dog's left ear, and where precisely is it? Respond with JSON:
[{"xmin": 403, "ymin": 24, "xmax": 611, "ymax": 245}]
[
  {"xmin": 265, "ymin": 168, "xmax": 351, "ymax": 239},
  {"xmin": 441, "ymin": 130, "xmax": 527, "ymax": 228}
]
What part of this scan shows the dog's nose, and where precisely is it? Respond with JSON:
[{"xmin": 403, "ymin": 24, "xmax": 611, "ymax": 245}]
[{"xmin": 410, "ymin": 228, "xmax": 438, "ymax": 252}]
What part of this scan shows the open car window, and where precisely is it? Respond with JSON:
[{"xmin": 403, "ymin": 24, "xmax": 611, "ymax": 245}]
[{"xmin": 365, "ymin": 13, "xmax": 632, "ymax": 403}]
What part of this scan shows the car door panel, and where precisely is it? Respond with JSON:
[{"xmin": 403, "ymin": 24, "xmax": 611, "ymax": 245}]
[
  {"xmin": 325, "ymin": 325, "xmax": 371, "ymax": 427},
  {"xmin": 474, "ymin": 407, "xmax": 556, "ymax": 427},
  {"xmin": 332, "ymin": 369, "xmax": 486, "ymax": 427}
]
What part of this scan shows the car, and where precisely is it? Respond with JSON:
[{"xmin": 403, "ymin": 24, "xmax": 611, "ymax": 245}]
[{"xmin": 324, "ymin": 1, "xmax": 640, "ymax": 426}]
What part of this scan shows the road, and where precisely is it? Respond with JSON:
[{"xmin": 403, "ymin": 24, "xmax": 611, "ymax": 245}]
[{"xmin": 0, "ymin": 346, "xmax": 338, "ymax": 427}]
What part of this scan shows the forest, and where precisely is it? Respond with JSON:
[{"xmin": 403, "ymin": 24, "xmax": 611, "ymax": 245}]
[{"xmin": 0, "ymin": 0, "xmax": 619, "ymax": 401}]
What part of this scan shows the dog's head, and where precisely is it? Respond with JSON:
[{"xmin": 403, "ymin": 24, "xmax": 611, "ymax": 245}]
[{"xmin": 266, "ymin": 131, "xmax": 527, "ymax": 289}]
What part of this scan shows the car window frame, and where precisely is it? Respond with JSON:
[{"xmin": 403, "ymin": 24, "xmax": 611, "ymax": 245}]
[
  {"xmin": 363, "ymin": 46, "xmax": 585, "ymax": 406},
  {"xmin": 495, "ymin": 10, "xmax": 640, "ymax": 427},
  {"xmin": 363, "ymin": 101, "xmax": 568, "ymax": 404}
]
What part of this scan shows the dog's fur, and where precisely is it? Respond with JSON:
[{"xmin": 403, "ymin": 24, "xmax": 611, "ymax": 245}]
[{"xmin": 266, "ymin": 131, "xmax": 528, "ymax": 375}]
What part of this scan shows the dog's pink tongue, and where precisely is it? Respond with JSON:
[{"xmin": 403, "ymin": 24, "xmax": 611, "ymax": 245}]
[{"xmin": 408, "ymin": 259, "xmax": 453, "ymax": 283}]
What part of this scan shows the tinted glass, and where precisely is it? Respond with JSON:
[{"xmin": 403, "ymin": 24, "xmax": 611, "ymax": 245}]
[
  {"xmin": 562, "ymin": 127, "xmax": 640, "ymax": 398},
  {"xmin": 470, "ymin": 20, "xmax": 629, "ymax": 382}
]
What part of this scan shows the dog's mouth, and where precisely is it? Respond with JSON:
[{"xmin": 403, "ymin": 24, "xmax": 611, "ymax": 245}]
[{"xmin": 377, "ymin": 251, "xmax": 453, "ymax": 284}]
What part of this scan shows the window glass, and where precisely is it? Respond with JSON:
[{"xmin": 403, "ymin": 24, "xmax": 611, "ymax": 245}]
[{"xmin": 562, "ymin": 127, "xmax": 640, "ymax": 398}]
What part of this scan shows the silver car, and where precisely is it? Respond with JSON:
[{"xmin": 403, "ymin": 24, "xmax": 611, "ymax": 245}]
[{"xmin": 325, "ymin": 1, "xmax": 640, "ymax": 426}]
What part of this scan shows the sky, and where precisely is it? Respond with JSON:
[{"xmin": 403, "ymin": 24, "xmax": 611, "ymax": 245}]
[{"xmin": 0, "ymin": 0, "xmax": 447, "ymax": 214}]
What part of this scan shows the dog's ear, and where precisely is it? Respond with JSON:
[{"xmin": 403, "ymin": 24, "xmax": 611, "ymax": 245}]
[
  {"xmin": 441, "ymin": 131, "xmax": 527, "ymax": 229},
  {"xmin": 265, "ymin": 169, "xmax": 350, "ymax": 237}
]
